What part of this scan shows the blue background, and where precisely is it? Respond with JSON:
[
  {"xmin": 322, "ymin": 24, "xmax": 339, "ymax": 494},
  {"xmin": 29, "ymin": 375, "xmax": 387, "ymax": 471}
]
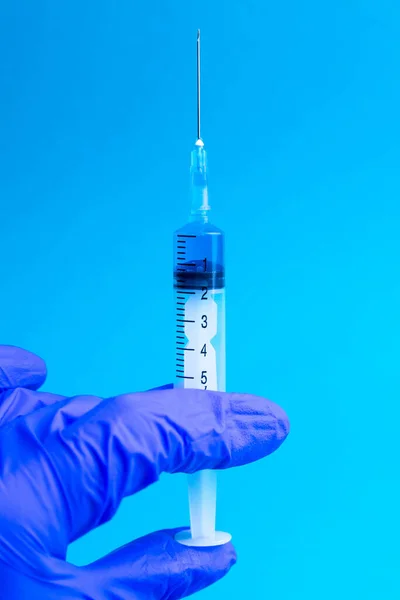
[{"xmin": 1, "ymin": 1, "xmax": 400, "ymax": 598}]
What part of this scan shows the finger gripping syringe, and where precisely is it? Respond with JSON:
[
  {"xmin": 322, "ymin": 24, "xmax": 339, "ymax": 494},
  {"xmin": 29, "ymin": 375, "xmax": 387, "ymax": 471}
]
[{"xmin": 174, "ymin": 30, "xmax": 231, "ymax": 547}]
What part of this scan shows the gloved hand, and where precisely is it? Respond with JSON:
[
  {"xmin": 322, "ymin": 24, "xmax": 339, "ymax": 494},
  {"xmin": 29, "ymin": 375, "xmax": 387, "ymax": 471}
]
[{"xmin": 0, "ymin": 345, "xmax": 289, "ymax": 599}]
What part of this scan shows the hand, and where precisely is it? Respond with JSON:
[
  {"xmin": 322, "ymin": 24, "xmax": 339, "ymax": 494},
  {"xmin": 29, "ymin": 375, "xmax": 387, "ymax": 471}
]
[{"xmin": 0, "ymin": 345, "xmax": 289, "ymax": 599}]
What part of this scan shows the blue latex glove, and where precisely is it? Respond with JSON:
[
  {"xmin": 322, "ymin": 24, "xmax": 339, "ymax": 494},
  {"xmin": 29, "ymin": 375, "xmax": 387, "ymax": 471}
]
[{"xmin": 0, "ymin": 345, "xmax": 289, "ymax": 599}]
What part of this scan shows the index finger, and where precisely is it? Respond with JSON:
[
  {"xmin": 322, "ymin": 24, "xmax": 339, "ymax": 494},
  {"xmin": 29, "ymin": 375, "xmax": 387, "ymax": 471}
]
[
  {"xmin": 0, "ymin": 345, "xmax": 47, "ymax": 393},
  {"xmin": 43, "ymin": 388, "xmax": 289, "ymax": 543}
]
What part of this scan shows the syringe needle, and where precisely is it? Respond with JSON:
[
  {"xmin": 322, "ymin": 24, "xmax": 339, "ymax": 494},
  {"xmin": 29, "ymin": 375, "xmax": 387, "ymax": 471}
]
[{"xmin": 197, "ymin": 29, "xmax": 201, "ymax": 141}]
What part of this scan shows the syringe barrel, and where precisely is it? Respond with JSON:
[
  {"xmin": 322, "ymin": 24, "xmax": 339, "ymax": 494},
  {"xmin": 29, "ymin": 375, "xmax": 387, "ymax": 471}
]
[{"xmin": 174, "ymin": 220, "xmax": 226, "ymax": 543}]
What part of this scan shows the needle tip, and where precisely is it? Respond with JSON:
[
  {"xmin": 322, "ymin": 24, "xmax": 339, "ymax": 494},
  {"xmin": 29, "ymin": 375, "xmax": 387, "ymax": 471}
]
[{"xmin": 197, "ymin": 29, "xmax": 200, "ymax": 41}]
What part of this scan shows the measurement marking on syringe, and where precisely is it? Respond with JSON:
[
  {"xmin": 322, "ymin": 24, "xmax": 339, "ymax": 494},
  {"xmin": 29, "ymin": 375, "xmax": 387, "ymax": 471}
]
[
  {"xmin": 177, "ymin": 235, "xmax": 197, "ymax": 238},
  {"xmin": 177, "ymin": 252, "xmax": 186, "ymax": 255},
  {"xmin": 176, "ymin": 335, "xmax": 185, "ymax": 339},
  {"xmin": 177, "ymin": 319, "xmax": 195, "ymax": 323},
  {"xmin": 176, "ymin": 375, "xmax": 195, "ymax": 380},
  {"xmin": 177, "ymin": 302, "xmax": 185, "ymax": 306},
  {"xmin": 176, "ymin": 291, "xmax": 195, "ymax": 295},
  {"xmin": 182, "ymin": 348, "xmax": 195, "ymax": 351}
]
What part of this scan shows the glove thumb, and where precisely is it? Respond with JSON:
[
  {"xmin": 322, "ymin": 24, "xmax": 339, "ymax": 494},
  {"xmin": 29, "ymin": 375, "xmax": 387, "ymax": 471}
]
[{"xmin": 83, "ymin": 528, "xmax": 237, "ymax": 600}]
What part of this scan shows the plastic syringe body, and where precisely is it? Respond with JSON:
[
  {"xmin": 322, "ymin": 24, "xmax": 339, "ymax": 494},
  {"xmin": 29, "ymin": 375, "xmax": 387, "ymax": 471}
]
[{"xmin": 173, "ymin": 140, "xmax": 231, "ymax": 547}]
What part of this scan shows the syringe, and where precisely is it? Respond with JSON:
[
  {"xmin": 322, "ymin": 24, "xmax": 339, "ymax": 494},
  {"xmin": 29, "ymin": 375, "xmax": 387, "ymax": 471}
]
[{"xmin": 174, "ymin": 30, "xmax": 231, "ymax": 547}]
